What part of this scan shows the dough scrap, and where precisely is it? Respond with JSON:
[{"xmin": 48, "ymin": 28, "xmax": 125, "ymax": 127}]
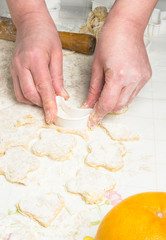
[
  {"xmin": 80, "ymin": 7, "xmax": 108, "ymax": 39},
  {"xmin": 100, "ymin": 122, "xmax": 140, "ymax": 141},
  {"xmin": 31, "ymin": 129, "xmax": 77, "ymax": 161},
  {"xmin": 0, "ymin": 147, "xmax": 40, "ymax": 184},
  {"xmin": 17, "ymin": 192, "xmax": 65, "ymax": 227},
  {"xmin": 15, "ymin": 115, "xmax": 36, "ymax": 127},
  {"xmin": 66, "ymin": 167, "xmax": 115, "ymax": 204},
  {"xmin": 85, "ymin": 139, "xmax": 124, "ymax": 171}
]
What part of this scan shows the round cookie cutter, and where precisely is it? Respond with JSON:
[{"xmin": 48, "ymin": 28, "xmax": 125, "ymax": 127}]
[{"xmin": 54, "ymin": 97, "xmax": 92, "ymax": 129}]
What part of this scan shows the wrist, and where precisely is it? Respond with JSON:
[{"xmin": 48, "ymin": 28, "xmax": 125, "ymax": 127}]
[
  {"xmin": 107, "ymin": 11, "xmax": 145, "ymax": 37},
  {"xmin": 106, "ymin": 0, "xmax": 157, "ymax": 36},
  {"xmin": 15, "ymin": 11, "xmax": 54, "ymax": 30},
  {"xmin": 104, "ymin": 13, "xmax": 144, "ymax": 40},
  {"xmin": 6, "ymin": 0, "xmax": 51, "ymax": 28}
]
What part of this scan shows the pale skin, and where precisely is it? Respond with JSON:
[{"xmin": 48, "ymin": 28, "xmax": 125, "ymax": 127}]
[{"xmin": 6, "ymin": 0, "xmax": 158, "ymax": 127}]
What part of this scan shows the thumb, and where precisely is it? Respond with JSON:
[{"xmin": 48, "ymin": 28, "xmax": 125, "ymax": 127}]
[
  {"xmin": 88, "ymin": 69, "xmax": 122, "ymax": 128},
  {"xmin": 82, "ymin": 62, "xmax": 104, "ymax": 109}
]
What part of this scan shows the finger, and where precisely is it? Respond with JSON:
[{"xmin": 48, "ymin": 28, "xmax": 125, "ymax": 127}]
[
  {"xmin": 10, "ymin": 66, "xmax": 33, "ymax": 105},
  {"xmin": 31, "ymin": 59, "xmax": 57, "ymax": 124},
  {"xmin": 82, "ymin": 62, "xmax": 104, "ymax": 109},
  {"xmin": 113, "ymin": 82, "xmax": 136, "ymax": 112},
  {"xmin": 128, "ymin": 79, "xmax": 147, "ymax": 104},
  {"xmin": 88, "ymin": 81, "xmax": 122, "ymax": 128},
  {"xmin": 50, "ymin": 49, "xmax": 69, "ymax": 100},
  {"xmin": 18, "ymin": 68, "xmax": 42, "ymax": 107}
]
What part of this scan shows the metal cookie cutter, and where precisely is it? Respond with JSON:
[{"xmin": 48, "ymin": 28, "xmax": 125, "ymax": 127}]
[{"xmin": 54, "ymin": 97, "xmax": 92, "ymax": 129}]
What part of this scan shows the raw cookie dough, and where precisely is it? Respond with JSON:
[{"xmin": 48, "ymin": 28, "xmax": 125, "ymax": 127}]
[
  {"xmin": 66, "ymin": 167, "xmax": 115, "ymax": 204},
  {"xmin": 85, "ymin": 139, "xmax": 124, "ymax": 171},
  {"xmin": 54, "ymin": 125, "xmax": 89, "ymax": 141},
  {"xmin": 31, "ymin": 129, "xmax": 77, "ymax": 161},
  {"xmin": 15, "ymin": 115, "xmax": 36, "ymax": 127},
  {"xmin": 17, "ymin": 192, "xmax": 65, "ymax": 227},
  {"xmin": 100, "ymin": 122, "xmax": 140, "ymax": 141},
  {"xmin": 80, "ymin": 7, "xmax": 108, "ymax": 39},
  {"xmin": 0, "ymin": 147, "xmax": 40, "ymax": 184}
]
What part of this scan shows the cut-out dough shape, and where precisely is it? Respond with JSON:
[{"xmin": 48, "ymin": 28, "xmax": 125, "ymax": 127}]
[
  {"xmin": 17, "ymin": 192, "xmax": 64, "ymax": 227},
  {"xmin": 100, "ymin": 122, "xmax": 139, "ymax": 141},
  {"xmin": 86, "ymin": 139, "xmax": 124, "ymax": 171},
  {"xmin": 66, "ymin": 167, "xmax": 115, "ymax": 204},
  {"xmin": 0, "ymin": 147, "xmax": 40, "ymax": 184},
  {"xmin": 32, "ymin": 129, "xmax": 77, "ymax": 161}
]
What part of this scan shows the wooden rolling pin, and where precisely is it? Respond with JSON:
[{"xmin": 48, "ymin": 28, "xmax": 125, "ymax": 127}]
[{"xmin": 0, "ymin": 16, "xmax": 96, "ymax": 55}]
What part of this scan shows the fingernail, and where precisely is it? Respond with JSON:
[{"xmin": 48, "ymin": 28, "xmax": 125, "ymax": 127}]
[
  {"xmin": 61, "ymin": 89, "xmax": 69, "ymax": 100},
  {"xmin": 45, "ymin": 111, "xmax": 52, "ymax": 124},
  {"xmin": 88, "ymin": 112, "xmax": 99, "ymax": 129},
  {"xmin": 34, "ymin": 101, "xmax": 42, "ymax": 107},
  {"xmin": 81, "ymin": 102, "xmax": 89, "ymax": 109}
]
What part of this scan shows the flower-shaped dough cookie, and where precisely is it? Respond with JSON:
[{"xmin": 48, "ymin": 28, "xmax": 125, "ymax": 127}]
[
  {"xmin": 31, "ymin": 129, "xmax": 77, "ymax": 161},
  {"xmin": 0, "ymin": 147, "xmax": 40, "ymax": 184},
  {"xmin": 66, "ymin": 167, "xmax": 115, "ymax": 204},
  {"xmin": 17, "ymin": 192, "xmax": 64, "ymax": 227},
  {"xmin": 86, "ymin": 139, "xmax": 124, "ymax": 171}
]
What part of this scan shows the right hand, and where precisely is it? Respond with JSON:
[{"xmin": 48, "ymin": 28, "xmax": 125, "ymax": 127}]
[{"xmin": 10, "ymin": 12, "xmax": 69, "ymax": 124}]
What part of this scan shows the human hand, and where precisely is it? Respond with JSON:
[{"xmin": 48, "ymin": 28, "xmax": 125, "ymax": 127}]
[
  {"xmin": 10, "ymin": 12, "xmax": 69, "ymax": 124},
  {"xmin": 83, "ymin": 16, "xmax": 152, "ymax": 128}
]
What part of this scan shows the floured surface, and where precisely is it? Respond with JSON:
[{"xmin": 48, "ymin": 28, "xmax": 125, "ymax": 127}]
[
  {"xmin": 0, "ymin": 104, "xmax": 46, "ymax": 154},
  {"xmin": 0, "ymin": 23, "xmax": 166, "ymax": 240}
]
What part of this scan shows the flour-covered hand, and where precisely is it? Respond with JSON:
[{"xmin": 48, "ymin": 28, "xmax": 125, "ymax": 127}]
[
  {"xmin": 83, "ymin": 8, "xmax": 152, "ymax": 128},
  {"xmin": 10, "ymin": 12, "xmax": 69, "ymax": 124}
]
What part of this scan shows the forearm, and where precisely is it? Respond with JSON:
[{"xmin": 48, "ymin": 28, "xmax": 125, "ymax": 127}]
[
  {"xmin": 107, "ymin": 0, "xmax": 158, "ymax": 34},
  {"xmin": 6, "ymin": 0, "xmax": 50, "ymax": 27}
]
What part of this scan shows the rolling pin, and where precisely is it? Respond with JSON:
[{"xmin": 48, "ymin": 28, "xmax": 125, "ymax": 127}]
[{"xmin": 0, "ymin": 16, "xmax": 96, "ymax": 55}]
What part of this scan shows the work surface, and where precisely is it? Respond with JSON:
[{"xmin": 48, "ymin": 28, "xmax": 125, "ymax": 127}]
[{"xmin": 0, "ymin": 19, "xmax": 166, "ymax": 240}]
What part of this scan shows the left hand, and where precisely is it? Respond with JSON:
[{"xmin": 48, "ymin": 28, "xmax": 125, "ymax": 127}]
[{"xmin": 82, "ymin": 17, "xmax": 152, "ymax": 128}]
